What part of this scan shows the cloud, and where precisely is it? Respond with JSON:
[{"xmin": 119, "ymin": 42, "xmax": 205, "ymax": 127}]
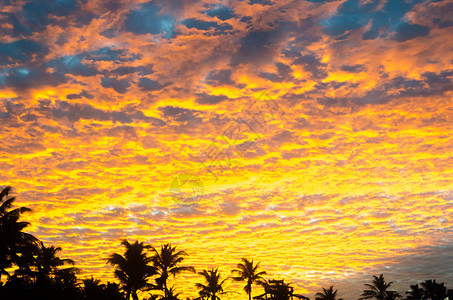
[
  {"xmin": 271, "ymin": 130, "xmax": 295, "ymax": 144},
  {"xmin": 340, "ymin": 64, "xmax": 365, "ymax": 73},
  {"xmin": 321, "ymin": 0, "xmax": 384, "ymax": 38},
  {"xmin": 37, "ymin": 100, "xmax": 165, "ymax": 125},
  {"xmin": 86, "ymin": 47, "xmax": 134, "ymax": 62},
  {"xmin": 170, "ymin": 204, "xmax": 205, "ymax": 218},
  {"xmin": 321, "ymin": 0, "xmax": 426, "ymax": 41},
  {"xmin": 392, "ymin": 22, "xmax": 430, "ymax": 42},
  {"xmin": 66, "ymin": 90, "xmax": 94, "ymax": 100},
  {"xmin": 195, "ymin": 92, "xmax": 230, "ymax": 105},
  {"xmin": 0, "ymin": 12, "xmax": 33, "ymax": 37},
  {"xmin": 159, "ymin": 105, "xmax": 202, "ymax": 123},
  {"xmin": 248, "ymin": 0, "xmax": 274, "ymax": 6},
  {"xmin": 100, "ymin": 76, "xmax": 130, "ymax": 94},
  {"xmin": 219, "ymin": 200, "xmax": 242, "ymax": 216},
  {"xmin": 231, "ymin": 23, "xmax": 291, "ymax": 66},
  {"xmin": 138, "ymin": 77, "xmax": 163, "ymax": 91},
  {"xmin": 259, "ymin": 62, "xmax": 292, "ymax": 82},
  {"xmin": 182, "ymin": 18, "xmax": 233, "ymax": 32},
  {"xmin": 46, "ymin": 47, "xmax": 139, "ymax": 78},
  {"xmin": 110, "ymin": 66, "xmax": 153, "ymax": 76},
  {"xmin": 0, "ymin": 44, "xmax": 143, "ymax": 90},
  {"xmin": 0, "ymin": 39, "xmax": 47, "ymax": 64},
  {"xmin": 293, "ymin": 53, "xmax": 327, "ymax": 79},
  {"xmin": 48, "ymin": 55, "xmax": 98, "ymax": 77},
  {"xmin": 0, "ymin": 141, "xmax": 46, "ymax": 154},
  {"xmin": 204, "ymin": 69, "xmax": 235, "ymax": 86},
  {"xmin": 203, "ymin": 5, "xmax": 235, "ymax": 21},
  {"xmin": 124, "ymin": 1, "xmax": 176, "ymax": 38},
  {"xmin": 0, "ymin": 65, "xmax": 66, "ymax": 89},
  {"xmin": 21, "ymin": 0, "xmax": 79, "ymax": 29}
]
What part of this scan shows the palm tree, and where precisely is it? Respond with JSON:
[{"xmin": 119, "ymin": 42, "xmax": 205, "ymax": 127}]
[
  {"xmin": 231, "ymin": 258, "xmax": 266, "ymax": 300},
  {"xmin": 104, "ymin": 281, "xmax": 127, "ymax": 300},
  {"xmin": 195, "ymin": 268, "xmax": 228, "ymax": 300},
  {"xmin": 107, "ymin": 239, "xmax": 157, "ymax": 300},
  {"xmin": 315, "ymin": 286, "xmax": 343, "ymax": 300},
  {"xmin": 421, "ymin": 280, "xmax": 446, "ymax": 300},
  {"xmin": 259, "ymin": 279, "xmax": 293, "ymax": 300},
  {"xmin": 83, "ymin": 277, "xmax": 126, "ymax": 300},
  {"xmin": 21, "ymin": 241, "xmax": 81, "ymax": 299},
  {"xmin": 0, "ymin": 186, "xmax": 37, "ymax": 280},
  {"xmin": 360, "ymin": 274, "xmax": 399, "ymax": 300},
  {"xmin": 83, "ymin": 276, "xmax": 105, "ymax": 299},
  {"xmin": 31, "ymin": 241, "xmax": 76, "ymax": 282},
  {"xmin": 152, "ymin": 243, "xmax": 195, "ymax": 298},
  {"xmin": 386, "ymin": 291, "xmax": 402, "ymax": 300},
  {"xmin": 162, "ymin": 286, "xmax": 182, "ymax": 300},
  {"xmin": 53, "ymin": 266, "xmax": 82, "ymax": 298},
  {"xmin": 406, "ymin": 284, "xmax": 424, "ymax": 300}
]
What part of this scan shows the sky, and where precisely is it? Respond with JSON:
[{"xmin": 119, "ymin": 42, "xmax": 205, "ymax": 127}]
[{"xmin": 1, "ymin": 0, "xmax": 452, "ymax": 299}]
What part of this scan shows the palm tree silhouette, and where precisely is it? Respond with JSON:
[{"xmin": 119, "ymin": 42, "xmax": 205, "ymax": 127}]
[
  {"xmin": 406, "ymin": 284, "xmax": 424, "ymax": 300},
  {"xmin": 104, "ymin": 281, "xmax": 127, "ymax": 300},
  {"xmin": 162, "ymin": 286, "xmax": 182, "ymax": 300},
  {"xmin": 83, "ymin": 276, "xmax": 126, "ymax": 300},
  {"xmin": 360, "ymin": 274, "xmax": 401, "ymax": 300},
  {"xmin": 195, "ymin": 268, "xmax": 228, "ymax": 300},
  {"xmin": 421, "ymin": 280, "xmax": 447, "ymax": 300},
  {"xmin": 31, "ymin": 241, "xmax": 76, "ymax": 282},
  {"xmin": 315, "ymin": 286, "xmax": 343, "ymax": 300},
  {"xmin": 360, "ymin": 274, "xmax": 399, "ymax": 300},
  {"xmin": 83, "ymin": 276, "xmax": 105, "ymax": 299},
  {"xmin": 152, "ymin": 243, "xmax": 195, "ymax": 298},
  {"xmin": 386, "ymin": 291, "xmax": 402, "ymax": 300},
  {"xmin": 259, "ymin": 278, "xmax": 293, "ymax": 300},
  {"xmin": 0, "ymin": 186, "xmax": 37, "ymax": 280},
  {"xmin": 107, "ymin": 239, "xmax": 157, "ymax": 300},
  {"xmin": 53, "ymin": 266, "xmax": 81, "ymax": 297},
  {"xmin": 231, "ymin": 258, "xmax": 266, "ymax": 300}
]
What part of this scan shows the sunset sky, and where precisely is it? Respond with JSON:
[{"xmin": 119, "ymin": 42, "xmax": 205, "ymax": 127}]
[{"xmin": 1, "ymin": 0, "xmax": 452, "ymax": 299}]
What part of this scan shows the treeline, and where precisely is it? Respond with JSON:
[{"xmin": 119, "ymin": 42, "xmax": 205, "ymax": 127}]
[{"xmin": 1, "ymin": 186, "xmax": 451, "ymax": 300}]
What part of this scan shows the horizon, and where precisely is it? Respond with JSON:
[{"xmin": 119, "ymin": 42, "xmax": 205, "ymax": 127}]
[{"xmin": 1, "ymin": 0, "xmax": 452, "ymax": 299}]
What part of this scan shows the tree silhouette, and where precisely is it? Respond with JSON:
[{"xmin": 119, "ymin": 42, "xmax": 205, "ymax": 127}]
[
  {"xmin": 360, "ymin": 274, "xmax": 400, "ymax": 300},
  {"xmin": 30, "ymin": 241, "xmax": 76, "ymax": 283},
  {"xmin": 195, "ymin": 268, "xmax": 228, "ymax": 300},
  {"xmin": 259, "ymin": 279, "xmax": 293, "ymax": 300},
  {"xmin": 83, "ymin": 276, "xmax": 105, "ymax": 299},
  {"xmin": 420, "ymin": 280, "xmax": 446, "ymax": 300},
  {"xmin": 53, "ymin": 266, "xmax": 82, "ymax": 299},
  {"xmin": 0, "ymin": 186, "xmax": 37, "ymax": 280},
  {"xmin": 161, "ymin": 286, "xmax": 182, "ymax": 300},
  {"xmin": 386, "ymin": 291, "xmax": 402, "ymax": 300},
  {"xmin": 104, "ymin": 282, "xmax": 127, "ymax": 300},
  {"xmin": 152, "ymin": 243, "xmax": 195, "ymax": 298},
  {"xmin": 315, "ymin": 286, "xmax": 343, "ymax": 300},
  {"xmin": 107, "ymin": 240, "xmax": 157, "ymax": 300},
  {"xmin": 231, "ymin": 258, "xmax": 266, "ymax": 300},
  {"xmin": 83, "ymin": 276, "xmax": 126, "ymax": 300},
  {"xmin": 406, "ymin": 284, "xmax": 424, "ymax": 300}
]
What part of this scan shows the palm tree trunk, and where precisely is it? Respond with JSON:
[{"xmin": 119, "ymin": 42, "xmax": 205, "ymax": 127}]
[
  {"xmin": 132, "ymin": 290, "xmax": 139, "ymax": 300},
  {"xmin": 164, "ymin": 280, "xmax": 168, "ymax": 298},
  {"xmin": 249, "ymin": 290, "xmax": 252, "ymax": 300}
]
